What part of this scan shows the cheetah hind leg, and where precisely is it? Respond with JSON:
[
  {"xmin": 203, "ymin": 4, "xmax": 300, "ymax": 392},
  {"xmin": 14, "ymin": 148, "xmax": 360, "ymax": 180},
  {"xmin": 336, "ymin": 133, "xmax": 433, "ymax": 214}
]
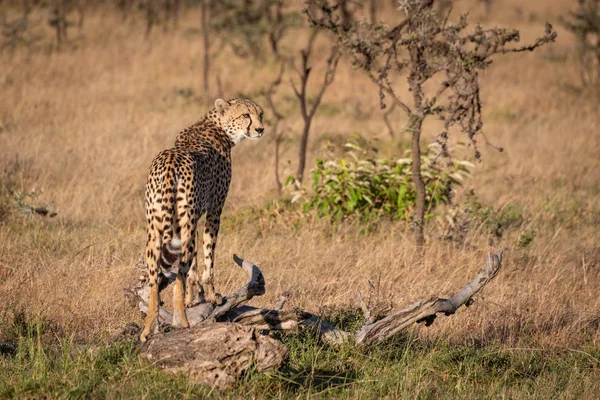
[
  {"xmin": 185, "ymin": 257, "xmax": 205, "ymax": 307},
  {"xmin": 202, "ymin": 213, "xmax": 224, "ymax": 306},
  {"xmin": 201, "ymin": 261, "xmax": 223, "ymax": 306}
]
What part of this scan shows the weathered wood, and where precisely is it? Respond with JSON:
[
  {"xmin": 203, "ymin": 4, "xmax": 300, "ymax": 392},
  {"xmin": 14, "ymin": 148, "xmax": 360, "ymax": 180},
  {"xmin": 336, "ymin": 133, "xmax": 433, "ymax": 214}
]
[
  {"xmin": 140, "ymin": 323, "xmax": 287, "ymax": 388},
  {"xmin": 136, "ymin": 254, "xmax": 265, "ymax": 327},
  {"xmin": 210, "ymin": 254, "xmax": 266, "ymax": 320},
  {"xmin": 353, "ymin": 249, "xmax": 506, "ymax": 344},
  {"xmin": 132, "ymin": 249, "xmax": 506, "ymax": 387},
  {"xmin": 177, "ymin": 249, "xmax": 507, "ymax": 346}
]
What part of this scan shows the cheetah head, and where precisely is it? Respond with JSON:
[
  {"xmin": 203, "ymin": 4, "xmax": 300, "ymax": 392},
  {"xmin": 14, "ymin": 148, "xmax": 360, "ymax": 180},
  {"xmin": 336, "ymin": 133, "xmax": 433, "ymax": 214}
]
[{"xmin": 214, "ymin": 98, "xmax": 265, "ymax": 146}]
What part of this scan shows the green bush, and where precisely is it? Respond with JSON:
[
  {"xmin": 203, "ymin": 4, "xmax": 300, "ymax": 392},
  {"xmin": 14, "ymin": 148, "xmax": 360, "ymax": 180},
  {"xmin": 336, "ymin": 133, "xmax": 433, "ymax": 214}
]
[{"xmin": 290, "ymin": 142, "xmax": 472, "ymax": 223}]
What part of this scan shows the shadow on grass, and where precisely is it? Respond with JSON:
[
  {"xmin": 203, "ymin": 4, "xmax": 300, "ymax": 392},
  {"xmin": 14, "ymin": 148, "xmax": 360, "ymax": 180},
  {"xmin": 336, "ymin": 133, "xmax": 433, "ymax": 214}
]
[{"xmin": 279, "ymin": 367, "xmax": 359, "ymax": 394}]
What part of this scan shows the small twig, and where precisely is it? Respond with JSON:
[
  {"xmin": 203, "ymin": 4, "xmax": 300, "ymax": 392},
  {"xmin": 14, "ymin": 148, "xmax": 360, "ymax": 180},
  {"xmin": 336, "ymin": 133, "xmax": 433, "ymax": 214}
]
[
  {"xmin": 383, "ymin": 103, "xmax": 396, "ymax": 137},
  {"xmin": 480, "ymin": 131, "xmax": 504, "ymax": 153},
  {"xmin": 356, "ymin": 292, "xmax": 375, "ymax": 325},
  {"xmin": 274, "ymin": 291, "xmax": 291, "ymax": 311}
]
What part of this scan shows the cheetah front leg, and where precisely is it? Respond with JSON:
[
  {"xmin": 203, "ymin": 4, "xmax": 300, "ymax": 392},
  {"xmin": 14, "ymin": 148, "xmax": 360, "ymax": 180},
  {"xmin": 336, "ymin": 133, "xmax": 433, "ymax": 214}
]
[{"xmin": 202, "ymin": 208, "xmax": 223, "ymax": 305}]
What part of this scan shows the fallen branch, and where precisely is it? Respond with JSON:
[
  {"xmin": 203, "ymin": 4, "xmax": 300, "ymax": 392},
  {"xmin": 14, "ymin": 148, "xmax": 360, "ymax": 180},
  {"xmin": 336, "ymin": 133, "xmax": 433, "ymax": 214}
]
[
  {"xmin": 136, "ymin": 253, "xmax": 266, "ymax": 327},
  {"xmin": 354, "ymin": 249, "xmax": 506, "ymax": 344},
  {"xmin": 132, "ymin": 249, "xmax": 506, "ymax": 386},
  {"xmin": 136, "ymin": 250, "xmax": 506, "ymax": 344}
]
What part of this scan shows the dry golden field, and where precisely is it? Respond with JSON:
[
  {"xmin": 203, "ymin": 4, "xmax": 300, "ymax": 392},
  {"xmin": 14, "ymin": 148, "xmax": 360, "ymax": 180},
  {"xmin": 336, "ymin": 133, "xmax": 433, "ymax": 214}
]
[{"xmin": 0, "ymin": 0, "xmax": 599, "ymax": 396}]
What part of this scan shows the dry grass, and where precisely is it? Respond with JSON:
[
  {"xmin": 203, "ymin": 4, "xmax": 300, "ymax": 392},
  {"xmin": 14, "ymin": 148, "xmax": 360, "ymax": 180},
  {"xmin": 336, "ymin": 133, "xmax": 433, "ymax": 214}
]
[{"xmin": 0, "ymin": 0, "xmax": 599, "ymax": 361}]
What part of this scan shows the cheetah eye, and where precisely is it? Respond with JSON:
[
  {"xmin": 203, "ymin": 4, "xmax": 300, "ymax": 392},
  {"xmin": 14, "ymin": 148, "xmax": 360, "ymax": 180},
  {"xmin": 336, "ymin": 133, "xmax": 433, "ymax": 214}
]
[
  {"xmin": 243, "ymin": 113, "xmax": 251, "ymax": 119},
  {"xmin": 259, "ymin": 113, "xmax": 263, "ymax": 122}
]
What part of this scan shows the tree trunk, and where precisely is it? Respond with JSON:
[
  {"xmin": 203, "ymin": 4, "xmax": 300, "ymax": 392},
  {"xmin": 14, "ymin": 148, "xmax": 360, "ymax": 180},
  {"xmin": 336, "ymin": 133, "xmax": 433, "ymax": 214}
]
[
  {"xmin": 408, "ymin": 41, "xmax": 427, "ymax": 248},
  {"xmin": 369, "ymin": 0, "xmax": 377, "ymax": 23},
  {"xmin": 145, "ymin": 1, "xmax": 155, "ymax": 37},
  {"xmin": 296, "ymin": 119, "xmax": 311, "ymax": 182},
  {"xmin": 274, "ymin": 132, "xmax": 283, "ymax": 195},
  {"xmin": 409, "ymin": 114, "xmax": 426, "ymax": 247},
  {"xmin": 201, "ymin": 0, "xmax": 210, "ymax": 93}
]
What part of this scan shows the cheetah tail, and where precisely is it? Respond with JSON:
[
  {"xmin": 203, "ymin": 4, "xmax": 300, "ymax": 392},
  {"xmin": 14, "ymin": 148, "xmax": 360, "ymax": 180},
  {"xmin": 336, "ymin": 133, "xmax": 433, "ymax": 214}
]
[
  {"xmin": 157, "ymin": 161, "xmax": 181, "ymax": 278},
  {"xmin": 158, "ymin": 237, "xmax": 182, "ymax": 277}
]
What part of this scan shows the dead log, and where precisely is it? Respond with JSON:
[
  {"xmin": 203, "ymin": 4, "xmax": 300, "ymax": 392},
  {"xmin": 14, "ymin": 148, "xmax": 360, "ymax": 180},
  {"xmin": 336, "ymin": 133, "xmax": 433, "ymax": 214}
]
[
  {"xmin": 140, "ymin": 323, "xmax": 287, "ymax": 389},
  {"xmin": 136, "ymin": 254, "xmax": 285, "ymax": 388},
  {"xmin": 132, "ymin": 249, "xmax": 506, "ymax": 386},
  {"xmin": 208, "ymin": 249, "xmax": 506, "ymax": 345},
  {"xmin": 353, "ymin": 249, "xmax": 506, "ymax": 344}
]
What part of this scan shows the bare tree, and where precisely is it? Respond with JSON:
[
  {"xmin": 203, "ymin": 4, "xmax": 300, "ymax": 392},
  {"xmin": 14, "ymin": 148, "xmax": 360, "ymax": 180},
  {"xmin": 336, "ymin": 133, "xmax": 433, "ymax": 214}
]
[
  {"xmin": 290, "ymin": 31, "xmax": 341, "ymax": 182},
  {"xmin": 369, "ymin": 0, "xmax": 378, "ymax": 23},
  {"xmin": 1, "ymin": 1, "xmax": 40, "ymax": 52},
  {"xmin": 201, "ymin": 0, "xmax": 210, "ymax": 92},
  {"xmin": 143, "ymin": 0, "xmax": 158, "ymax": 37},
  {"xmin": 266, "ymin": 0, "xmax": 286, "ymax": 55},
  {"xmin": 142, "ymin": 0, "xmax": 182, "ymax": 37},
  {"xmin": 164, "ymin": 0, "xmax": 181, "ymax": 31},
  {"xmin": 562, "ymin": 0, "xmax": 600, "ymax": 86},
  {"xmin": 48, "ymin": 0, "xmax": 83, "ymax": 47},
  {"xmin": 115, "ymin": 0, "xmax": 134, "ymax": 21},
  {"xmin": 307, "ymin": 0, "xmax": 556, "ymax": 247},
  {"xmin": 262, "ymin": 64, "xmax": 287, "ymax": 194}
]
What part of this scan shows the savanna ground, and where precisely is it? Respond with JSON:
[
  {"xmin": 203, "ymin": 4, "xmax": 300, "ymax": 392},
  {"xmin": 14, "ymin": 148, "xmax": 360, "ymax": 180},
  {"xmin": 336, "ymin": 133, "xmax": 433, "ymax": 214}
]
[{"xmin": 0, "ymin": 0, "xmax": 599, "ymax": 398}]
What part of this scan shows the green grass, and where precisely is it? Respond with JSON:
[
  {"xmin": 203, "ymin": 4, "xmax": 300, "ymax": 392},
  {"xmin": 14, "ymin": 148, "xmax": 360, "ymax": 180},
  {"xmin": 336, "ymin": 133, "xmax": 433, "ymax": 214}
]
[{"xmin": 1, "ymin": 314, "xmax": 599, "ymax": 399}]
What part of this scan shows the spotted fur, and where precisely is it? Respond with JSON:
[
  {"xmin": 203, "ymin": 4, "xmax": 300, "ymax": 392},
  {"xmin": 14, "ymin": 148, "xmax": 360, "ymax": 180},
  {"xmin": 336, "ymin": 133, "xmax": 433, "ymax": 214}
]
[{"xmin": 141, "ymin": 98, "xmax": 265, "ymax": 342}]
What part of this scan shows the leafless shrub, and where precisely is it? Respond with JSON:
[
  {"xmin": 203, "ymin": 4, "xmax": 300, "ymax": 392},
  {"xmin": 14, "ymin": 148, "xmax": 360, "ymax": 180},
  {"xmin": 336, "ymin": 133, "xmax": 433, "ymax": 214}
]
[
  {"xmin": 140, "ymin": 0, "xmax": 182, "ymax": 37},
  {"xmin": 261, "ymin": 64, "xmax": 287, "ymax": 194},
  {"xmin": 208, "ymin": 1, "xmax": 340, "ymax": 186},
  {"xmin": 562, "ymin": 0, "xmax": 600, "ymax": 86},
  {"xmin": 1, "ymin": 1, "xmax": 41, "ymax": 52},
  {"xmin": 290, "ymin": 30, "xmax": 341, "ymax": 183},
  {"xmin": 48, "ymin": 0, "xmax": 83, "ymax": 47},
  {"xmin": 201, "ymin": 0, "xmax": 210, "ymax": 92},
  {"xmin": 210, "ymin": 0, "xmax": 300, "ymax": 61},
  {"xmin": 307, "ymin": 0, "xmax": 556, "ymax": 247}
]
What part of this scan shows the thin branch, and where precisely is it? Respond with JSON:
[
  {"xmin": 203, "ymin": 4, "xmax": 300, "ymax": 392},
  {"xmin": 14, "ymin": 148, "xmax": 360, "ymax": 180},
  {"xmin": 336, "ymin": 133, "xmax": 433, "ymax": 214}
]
[
  {"xmin": 274, "ymin": 291, "xmax": 291, "ymax": 311},
  {"xmin": 354, "ymin": 249, "xmax": 507, "ymax": 344},
  {"xmin": 383, "ymin": 103, "xmax": 396, "ymax": 137},
  {"xmin": 211, "ymin": 254, "xmax": 266, "ymax": 319},
  {"xmin": 364, "ymin": 70, "xmax": 412, "ymax": 115},
  {"xmin": 356, "ymin": 292, "xmax": 375, "ymax": 325},
  {"xmin": 307, "ymin": 44, "xmax": 341, "ymax": 120}
]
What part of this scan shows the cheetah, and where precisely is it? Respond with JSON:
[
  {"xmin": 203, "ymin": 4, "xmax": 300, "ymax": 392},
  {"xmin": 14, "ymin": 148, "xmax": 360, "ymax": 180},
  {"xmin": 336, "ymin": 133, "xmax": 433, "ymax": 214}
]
[{"xmin": 141, "ymin": 98, "xmax": 265, "ymax": 342}]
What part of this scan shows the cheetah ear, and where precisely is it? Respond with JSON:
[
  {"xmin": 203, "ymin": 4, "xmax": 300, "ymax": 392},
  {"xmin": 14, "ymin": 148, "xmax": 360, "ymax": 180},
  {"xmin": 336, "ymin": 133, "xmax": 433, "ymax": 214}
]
[{"xmin": 215, "ymin": 98, "xmax": 228, "ymax": 112}]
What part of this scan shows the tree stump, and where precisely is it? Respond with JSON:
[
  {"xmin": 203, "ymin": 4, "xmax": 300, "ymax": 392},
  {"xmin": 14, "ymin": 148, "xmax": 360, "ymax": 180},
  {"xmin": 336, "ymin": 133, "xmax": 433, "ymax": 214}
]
[{"xmin": 140, "ymin": 323, "xmax": 287, "ymax": 388}]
